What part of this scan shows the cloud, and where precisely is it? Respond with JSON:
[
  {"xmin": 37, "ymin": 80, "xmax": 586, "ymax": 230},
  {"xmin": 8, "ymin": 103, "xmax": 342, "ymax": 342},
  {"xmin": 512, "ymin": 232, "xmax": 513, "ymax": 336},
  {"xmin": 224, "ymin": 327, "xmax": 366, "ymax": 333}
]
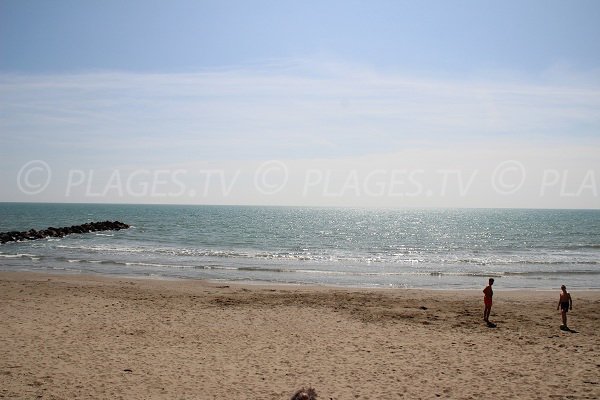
[
  {"xmin": 1, "ymin": 60, "xmax": 599, "ymax": 207},
  {"xmin": 2, "ymin": 61, "xmax": 599, "ymax": 158}
]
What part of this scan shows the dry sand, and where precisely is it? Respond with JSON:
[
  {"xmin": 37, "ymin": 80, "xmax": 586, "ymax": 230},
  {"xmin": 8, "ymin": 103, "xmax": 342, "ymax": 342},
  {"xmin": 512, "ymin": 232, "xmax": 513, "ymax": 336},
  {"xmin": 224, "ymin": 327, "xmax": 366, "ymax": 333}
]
[{"xmin": 1, "ymin": 271, "xmax": 599, "ymax": 399}]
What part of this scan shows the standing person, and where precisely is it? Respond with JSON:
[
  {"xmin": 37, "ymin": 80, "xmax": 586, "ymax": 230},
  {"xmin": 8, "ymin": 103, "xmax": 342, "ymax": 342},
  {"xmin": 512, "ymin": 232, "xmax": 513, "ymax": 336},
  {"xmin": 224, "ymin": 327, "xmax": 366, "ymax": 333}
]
[
  {"xmin": 557, "ymin": 285, "xmax": 573, "ymax": 328},
  {"xmin": 483, "ymin": 278, "xmax": 494, "ymax": 323}
]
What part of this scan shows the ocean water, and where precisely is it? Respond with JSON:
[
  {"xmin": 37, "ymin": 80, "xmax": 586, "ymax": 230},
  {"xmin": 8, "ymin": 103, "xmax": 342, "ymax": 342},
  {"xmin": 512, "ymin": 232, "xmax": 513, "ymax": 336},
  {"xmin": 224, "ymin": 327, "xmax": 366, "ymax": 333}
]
[{"xmin": 0, "ymin": 203, "xmax": 599, "ymax": 289}]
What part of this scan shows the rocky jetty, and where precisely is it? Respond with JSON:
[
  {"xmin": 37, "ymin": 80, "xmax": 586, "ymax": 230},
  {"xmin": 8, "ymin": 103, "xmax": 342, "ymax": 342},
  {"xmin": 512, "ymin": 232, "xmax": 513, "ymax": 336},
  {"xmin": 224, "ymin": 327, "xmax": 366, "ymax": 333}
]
[{"xmin": 0, "ymin": 221, "xmax": 130, "ymax": 244}]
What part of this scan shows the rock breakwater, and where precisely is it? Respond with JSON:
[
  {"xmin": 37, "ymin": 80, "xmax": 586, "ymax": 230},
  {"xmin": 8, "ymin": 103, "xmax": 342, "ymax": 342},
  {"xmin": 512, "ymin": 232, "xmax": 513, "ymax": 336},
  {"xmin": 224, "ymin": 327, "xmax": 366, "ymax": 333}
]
[{"xmin": 0, "ymin": 221, "xmax": 130, "ymax": 244}]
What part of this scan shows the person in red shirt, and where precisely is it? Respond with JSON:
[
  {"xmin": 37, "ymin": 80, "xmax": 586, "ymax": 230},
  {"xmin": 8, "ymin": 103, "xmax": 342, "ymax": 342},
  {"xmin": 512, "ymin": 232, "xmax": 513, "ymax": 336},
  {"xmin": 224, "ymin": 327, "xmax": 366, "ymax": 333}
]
[{"xmin": 483, "ymin": 278, "xmax": 494, "ymax": 323}]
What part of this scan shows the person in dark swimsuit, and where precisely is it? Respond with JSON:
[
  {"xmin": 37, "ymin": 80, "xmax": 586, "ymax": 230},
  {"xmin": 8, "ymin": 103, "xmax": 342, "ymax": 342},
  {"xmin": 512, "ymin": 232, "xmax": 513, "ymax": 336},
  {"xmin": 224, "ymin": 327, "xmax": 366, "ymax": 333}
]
[{"xmin": 557, "ymin": 285, "xmax": 572, "ymax": 328}]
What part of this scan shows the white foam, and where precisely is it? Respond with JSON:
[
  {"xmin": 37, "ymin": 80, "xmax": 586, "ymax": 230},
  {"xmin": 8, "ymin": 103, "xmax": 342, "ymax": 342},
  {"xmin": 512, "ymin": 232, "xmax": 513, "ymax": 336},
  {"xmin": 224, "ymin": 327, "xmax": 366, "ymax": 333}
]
[{"xmin": 0, "ymin": 253, "xmax": 38, "ymax": 259}]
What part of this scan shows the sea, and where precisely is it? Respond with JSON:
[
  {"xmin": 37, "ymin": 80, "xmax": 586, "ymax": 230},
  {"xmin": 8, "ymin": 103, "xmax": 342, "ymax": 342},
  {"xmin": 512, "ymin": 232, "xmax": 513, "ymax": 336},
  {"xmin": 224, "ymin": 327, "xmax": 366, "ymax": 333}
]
[{"xmin": 0, "ymin": 203, "xmax": 599, "ymax": 289}]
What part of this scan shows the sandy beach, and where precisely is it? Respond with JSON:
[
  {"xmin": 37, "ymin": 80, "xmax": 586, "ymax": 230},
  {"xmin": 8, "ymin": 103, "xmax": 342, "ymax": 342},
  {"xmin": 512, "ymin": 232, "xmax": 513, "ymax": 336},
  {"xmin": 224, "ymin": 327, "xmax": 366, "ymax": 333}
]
[{"xmin": 1, "ymin": 271, "xmax": 599, "ymax": 399}]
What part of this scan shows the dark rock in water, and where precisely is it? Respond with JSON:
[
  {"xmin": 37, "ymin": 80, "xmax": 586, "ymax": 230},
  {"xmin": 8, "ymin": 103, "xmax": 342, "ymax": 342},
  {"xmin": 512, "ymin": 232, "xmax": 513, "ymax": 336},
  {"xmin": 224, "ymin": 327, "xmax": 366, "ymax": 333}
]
[{"xmin": 0, "ymin": 221, "xmax": 130, "ymax": 244}]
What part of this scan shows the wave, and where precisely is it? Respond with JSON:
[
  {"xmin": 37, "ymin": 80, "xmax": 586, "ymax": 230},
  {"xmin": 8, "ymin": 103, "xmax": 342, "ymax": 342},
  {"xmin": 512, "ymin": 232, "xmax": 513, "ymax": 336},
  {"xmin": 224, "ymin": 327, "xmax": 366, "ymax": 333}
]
[
  {"xmin": 48, "ymin": 243, "xmax": 599, "ymax": 268},
  {"xmin": 566, "ymin": 244, "xmax": 600, "ymax": 250},
  {"xmin": 55, "ymin": 244, "xmax": 253, "ymax": 258},
  {"xmin": 0, "ymin": 253, "xmax": 39, "ymax": 259},
  {"xmin": 503, "ymin": 270, "xmax": 600, "ymax": 276},
  {"xmin": 456, "ymin": 258, "xmax": 600, "ymax": 266},
  {"xmin": 15, "ymin": 239, "xmax": 600, "ymax": 271},
  {"xmin": 55, "ymin": 258, "xmax": 600, "ymax": 278},
  {"xmin": 64, "ymin": 258, "xmax": 113, "ymax": 265}
]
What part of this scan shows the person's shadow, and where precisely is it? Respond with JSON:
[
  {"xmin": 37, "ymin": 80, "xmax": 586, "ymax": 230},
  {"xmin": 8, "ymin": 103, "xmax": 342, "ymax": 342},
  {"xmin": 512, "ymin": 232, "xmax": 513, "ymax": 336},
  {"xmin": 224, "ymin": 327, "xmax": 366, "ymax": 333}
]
[{"xmin": 560, "ymin": 325, "xmax": 578, "ymax": 333}]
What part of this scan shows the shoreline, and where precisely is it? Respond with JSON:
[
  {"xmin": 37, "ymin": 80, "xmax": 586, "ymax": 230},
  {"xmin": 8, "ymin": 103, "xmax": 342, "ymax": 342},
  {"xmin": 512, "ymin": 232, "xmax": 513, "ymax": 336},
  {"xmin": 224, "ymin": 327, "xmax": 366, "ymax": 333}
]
[
  {"xmin": 2, "ymin": 270, "xmax": 599, "ymax": 399},
  {"xmin": 4, "ymin": 269, "xmax": 600, "ymax": 299},
  {"xmin": 2, "ymin": 266, "xmax": 599, "ymax": 292}
]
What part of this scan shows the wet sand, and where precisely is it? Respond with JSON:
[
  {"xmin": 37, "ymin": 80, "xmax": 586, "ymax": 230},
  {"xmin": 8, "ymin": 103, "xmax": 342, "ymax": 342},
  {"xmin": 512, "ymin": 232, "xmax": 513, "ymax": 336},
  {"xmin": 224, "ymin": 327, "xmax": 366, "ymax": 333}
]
[{"xmin": 1, "ymin": 271, "xmax": 599, "ymax": 399}]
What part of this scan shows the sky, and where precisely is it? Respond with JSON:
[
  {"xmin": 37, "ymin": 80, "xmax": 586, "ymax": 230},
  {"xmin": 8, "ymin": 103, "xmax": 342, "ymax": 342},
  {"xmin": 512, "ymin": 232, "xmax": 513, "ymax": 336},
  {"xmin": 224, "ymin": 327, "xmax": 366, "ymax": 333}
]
[{"xmin": 1, "ymin": 0, "xmax": 599, "ymax": 208}]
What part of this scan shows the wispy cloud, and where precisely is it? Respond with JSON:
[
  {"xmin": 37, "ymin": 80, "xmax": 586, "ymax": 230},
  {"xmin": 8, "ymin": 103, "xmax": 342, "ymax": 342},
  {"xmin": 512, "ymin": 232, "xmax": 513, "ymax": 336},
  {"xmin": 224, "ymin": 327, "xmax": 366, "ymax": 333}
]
[{"xmin": 1, "ymin": 59, "xmax": 599, "ymax": 166}]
